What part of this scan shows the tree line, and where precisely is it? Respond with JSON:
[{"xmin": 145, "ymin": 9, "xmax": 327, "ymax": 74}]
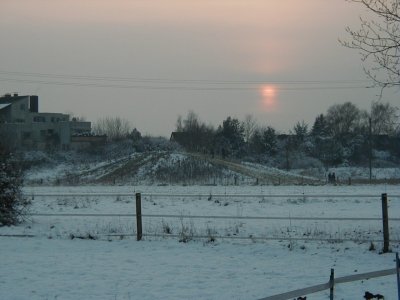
[
  {"xmin": 90, "ymin": 101, "xmax": 398, "ymax": 168},
  {"xmin": 170, "ymin": 101, "xmax": 399, "ymax": 168}
]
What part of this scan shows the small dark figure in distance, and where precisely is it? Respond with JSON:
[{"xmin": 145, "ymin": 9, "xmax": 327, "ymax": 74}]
[
  {"xmin": 364, "ymin": 291, "xmax": 375, "ymax": 300},
  {"xmin": 297, "ymin": 297, "xmax": 307, "ymax": 300},
  {"xmin": 364, "ymin": 291, "xmax": 384, "ymax": 299},
  {"xmin": 328, "ymin": 172, "xmax": 332, "ymax": 183}
]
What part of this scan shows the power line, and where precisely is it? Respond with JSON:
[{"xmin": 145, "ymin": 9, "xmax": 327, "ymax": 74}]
[
  {"xmin": 0, "ymin": 70, "xmax": 372, "ymax": 91},
  {"xmin": 0, "ymin": 77, "xmax": 370, "ymax": 91},
  {"xmin": 0, "ymin": 70, "xmax": 370, "ymax": 85}
]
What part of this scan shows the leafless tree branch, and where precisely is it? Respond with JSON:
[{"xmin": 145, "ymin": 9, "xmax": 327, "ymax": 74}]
[{"xmin": 340, "ymin": 0, "xmax": 400, "ymax": 89}]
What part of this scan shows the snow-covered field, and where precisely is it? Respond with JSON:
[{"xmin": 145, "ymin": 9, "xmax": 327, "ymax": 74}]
[
  {"xmin": 23, "ymin": 149, "xmax": 400, "ymax": 186},
  {"xmin": 2, "ymin": 184, "xmax": 400, "ymax": 299}
]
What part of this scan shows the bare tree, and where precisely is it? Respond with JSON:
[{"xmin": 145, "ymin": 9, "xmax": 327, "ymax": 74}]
[
  {"xmin": 341, "ymin": 0, "xmax": 400, "ymax": 89},
  {"xmin": 326, "ymin": 102, "xmax": 362, "ymax": 143},
  {"xmin": 93, "ymin": 117, "xmax": 131, "ymax": 141},
  {"xmin": 292, "ymin": 120, "xmax": 309, "ymax": 144},
  {"xmin": 174, "ymin": 111, "xmax": 215, "ymax": 151},
  {"xmin": 175, "ymin": 115, "xmax": 183, "ymax": 132},
  {"xmin": 66, "ymin": 111, "xmax": 86, "ymax": 122},
  {"xmin": 369, "ymin": 101, "xmax": 399, "ymax": 135},
  {"xmin": 183, "ymin": 110, "xmax": 201, "ymax": 133},
  {"xmin": 242, "ymin": 114, "xmax": 257, "ymax": 143}
]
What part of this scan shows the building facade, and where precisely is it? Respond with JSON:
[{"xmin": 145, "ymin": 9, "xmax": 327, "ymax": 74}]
[{"xmin": 0, "ymin": 93, "xmax": 93, "ymax": 150}]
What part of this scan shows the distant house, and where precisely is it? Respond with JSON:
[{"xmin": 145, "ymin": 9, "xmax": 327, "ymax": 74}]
[
  {"xmin": 170, "ymin": 131, "xmax": 202, "ymax": 151},
  {"xmin": 170, "ymin": 132, "xmax": 191, "ymax": 146},
  {"xmin": 70, "ymin": 133, "xmax": 107, "ymax": 150},
  {"xmin": 0, "ymin": 93, "xmax": 100, "ymax": 150}
]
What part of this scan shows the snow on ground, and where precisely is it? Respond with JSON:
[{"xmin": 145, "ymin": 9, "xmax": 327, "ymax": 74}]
[
  {"xmin": 243, "ymin": 162, "xmax": 317, "ymax": 181},
  {"xmin": 2, "ymin": 184, "xmax": 400, "ymax": 299},
  {"xmin": 23, "ymin": 149, "xmax": 400, "ymax": 186},
  {"xmin": 1, "ymin": 238, "xmax": 398, "ymax": 300},
  {"xmin": 25, "ymin": 162, "xmax": 73, "ymax": 183},
  {"xmin": 332, "ymin": 167, "xmax": 400, "ymax": 180}
]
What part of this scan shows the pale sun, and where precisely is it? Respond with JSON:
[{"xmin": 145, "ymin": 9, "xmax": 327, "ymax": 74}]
[{"xmin": 260, "ymin": 85, "xmax": 278, "ymax": 111}]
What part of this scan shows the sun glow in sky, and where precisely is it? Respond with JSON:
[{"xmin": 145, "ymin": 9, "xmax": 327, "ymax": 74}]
[
  {"xmin": 0, "ymin": 0, "xmax": 398, "ymax": 136},
  {"xmin": 261, "ymin": 85, "xmax": 278, "ymax": 112}
]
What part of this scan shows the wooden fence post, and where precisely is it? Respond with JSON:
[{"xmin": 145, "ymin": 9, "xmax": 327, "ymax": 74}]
[
  {"xmin": 329, "ymin": 268, "xmax": 334, "ymax": 300},
  {"xmin": 381, "ymin": 193, "xmax": 389, "ymax": 253},
  {"xmin": 136, "ymin": 193, "xmax": 142, "ymax": 241},
  {"xmin": 396, "ymin": 252, "xmax": 399, "ymax": 300}
]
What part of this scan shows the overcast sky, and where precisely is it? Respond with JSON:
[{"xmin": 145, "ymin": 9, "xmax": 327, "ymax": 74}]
[{"xmin": 1, "ymin": 0, "xmax": 398, "ymax": 136}]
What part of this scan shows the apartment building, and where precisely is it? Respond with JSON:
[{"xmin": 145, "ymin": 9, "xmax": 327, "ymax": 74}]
[{"xmin": 0, "ymin": 93, "xmax": 93, "ymax": 150}]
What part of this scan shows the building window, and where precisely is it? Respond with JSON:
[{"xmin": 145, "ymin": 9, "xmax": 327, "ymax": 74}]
[
  {"xmin": 22, "ymin": 132, "xmax": 31, "ymax": 139},
  {"xmin": 40, "ymin": 130, "xmax": 47, "ymax": 137},
  {"xmin": 33, "ymin": 116, "xmax": 46, "ymax": 122},
  {"xmin": 20, "ymin": 104, "xmax": 25, "ymax": 111}
]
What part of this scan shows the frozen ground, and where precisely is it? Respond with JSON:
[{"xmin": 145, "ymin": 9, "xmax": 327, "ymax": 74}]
[
  {"xmin": 23, "ymin": 150, "xmax": 400, "ymax": 186},
  {"xmin": 1, "ymin": 184, "xmax": 400, "ymax": 299},
  {"xmin": 2, "ymin": 237, "xmax": 398, "ymax": 300}
]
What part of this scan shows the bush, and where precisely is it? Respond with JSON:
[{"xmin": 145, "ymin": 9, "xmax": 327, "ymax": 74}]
[{"xmin": 0, "ymin": 147, "xmax": 28, "ymax": 226}]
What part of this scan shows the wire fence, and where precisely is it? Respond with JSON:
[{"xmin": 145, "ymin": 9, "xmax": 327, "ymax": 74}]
[
  {"xmin": 15, "ymin": 191, "xmax": 400, "ymax": 299},
  {"xmin": 28, "ymin": 212, "xmax": 400, "ymax": 221},
  {"xmin": 28, "ymin": 192, "xmax": 400, "ymax": 198},
  {"xmin": 259, "ymin": 263, "xmax": 400, "ymax": 300},
  {"xmin": 20, "ymin": 192, "xmax": 400, "ymax": 244}
]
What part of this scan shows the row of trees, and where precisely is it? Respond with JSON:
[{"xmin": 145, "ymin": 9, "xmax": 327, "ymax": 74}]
[
  {"xmin": 172, "ymin": 101, "xmax": 399, "ymax": 168},
  {"xmin": 68, "ymin": 99, "xmax": 399, "ymax": 168},
  {"xmin": 92, "ymin": 116, "xmax": 142, "ymax": 142}
]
